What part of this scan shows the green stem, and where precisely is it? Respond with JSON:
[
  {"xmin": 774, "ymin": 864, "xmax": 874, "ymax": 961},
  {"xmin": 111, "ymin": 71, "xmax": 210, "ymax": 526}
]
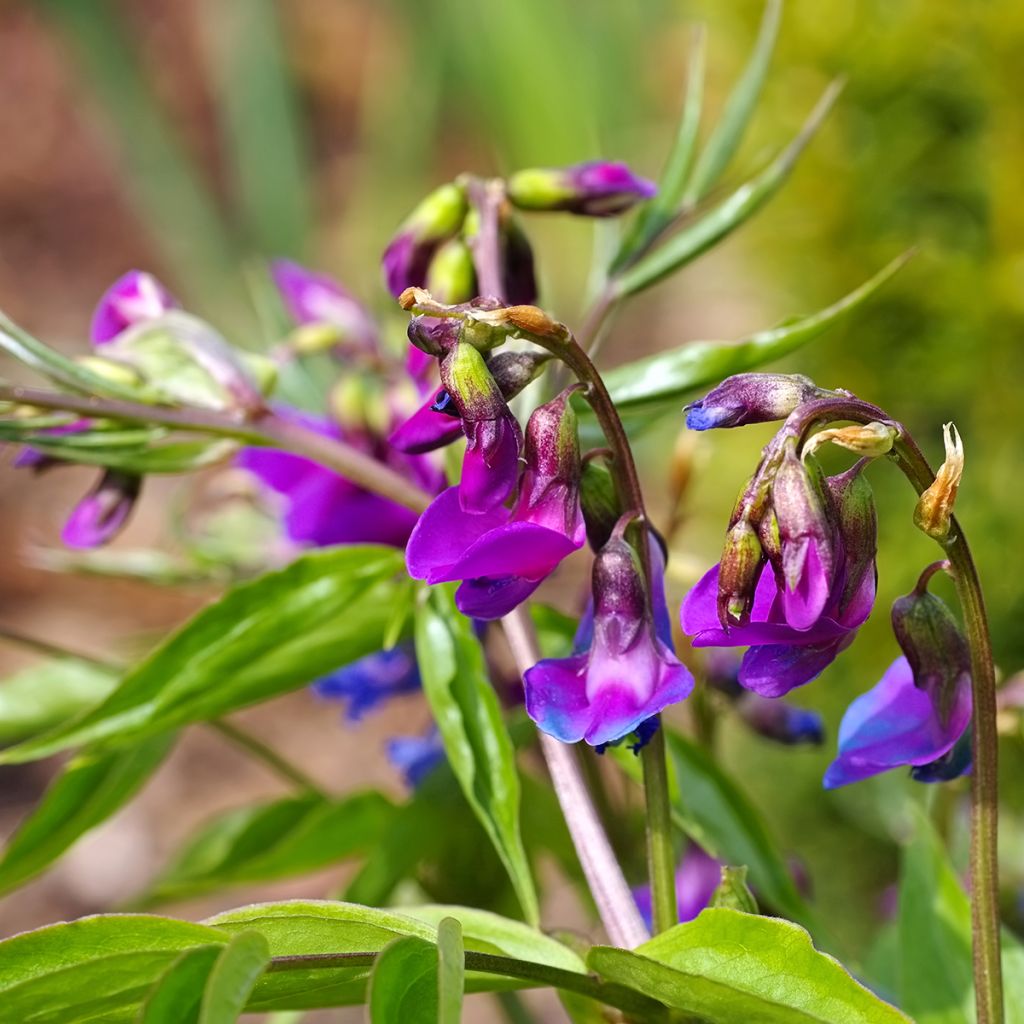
[
  {"xmin": 641, "ymin": 725, "xmax": 677, "ymax": 934},
  {"xmin": 209, "ymin": 719, "xmax": 327, "ymax": 798}
]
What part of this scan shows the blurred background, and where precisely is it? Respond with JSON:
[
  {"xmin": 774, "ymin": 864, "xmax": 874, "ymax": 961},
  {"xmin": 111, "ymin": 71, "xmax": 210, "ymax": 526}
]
[{"xmin": 1, "ymin": 0, "xmax": 1022, "ymax": 1013}]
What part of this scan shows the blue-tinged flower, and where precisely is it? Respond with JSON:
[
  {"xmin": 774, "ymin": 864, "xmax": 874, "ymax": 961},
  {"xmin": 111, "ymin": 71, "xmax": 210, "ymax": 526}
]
[
  {"xmin": 61, "ymin": 470, "xmax": 140, "ymax": 548},
  {"xmin": 823, "ymin": 656, "xmax": 971, "ymax": 788},
  {"xmin": 507, "ymin": 161, "xmax": 656, "ymax": 217},
  {"xmin": 90, "ymin": 270, "xmax": 179, "ymax": 343},
  {"xmin": 633, "ymin": 845, "xmax": 722, "ymax": 930},
  {"xmin": 525, "ymin": 536, "xmax": 694, "ymax": 747},
  {"xmin": 685, "ymin": 373, "xmax": 820, "ymax": 431},
  {"xmin": 737, "ymin": 693, "xmax": 825, "ymax": 746},
  {"xmin": 407, "ymin": 390, "xmax": 584, "ymax": 618},
  {"xmin": 313, "ymin": 644, "xmax": 421, "ymax": 721},
  {"xmin": 387, "ymin": 728, "xmax": 445, "ymax": 788}
]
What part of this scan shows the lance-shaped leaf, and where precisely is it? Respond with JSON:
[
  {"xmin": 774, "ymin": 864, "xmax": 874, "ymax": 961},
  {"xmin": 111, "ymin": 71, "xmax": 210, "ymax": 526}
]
[
  {"xmin": 616, "ymin": 78, "xmax": 843, "ymax": 297},
  {"xmin": 369, "ymin": 935, "xmax": 440, "ymax": 1024},
  {"xmin": 437, "ymin": 918, "xmax": 465, "ymax": 1024},
  {"xmin": 0, "ymin": 732, "xmax": 176, "ymax": 897},
  {"xmin": 589, "ymin": 908, "xmax": 911, "ymax": 1023},
  {"xmin": 199, "ymin": 930, "xmax": 271, "ymax": 1024},
  {"xmin": 682, "ymin": 0, "xmax": 782, "ymax": 205},
  {"xmin": 415, "ymin": 587, "xmax": 539, "ymax": 926},
  {"xmin": 603, "ymin": 251, "xmax": 910, "ymax": 413},
  {"xmin": 0, "ymin": 914, "xmax": 229, "ymax": 1023},
  {"xmin": 137, "ymin": 945, "xmax": 223, "ymax": 1024},
  {"xmin": 0, "ymin": 546, "xmax": 404, "ymax": 764},
  {"xmin": 138, "ymin": 791, "xmax": 396, "ymax": 905}
]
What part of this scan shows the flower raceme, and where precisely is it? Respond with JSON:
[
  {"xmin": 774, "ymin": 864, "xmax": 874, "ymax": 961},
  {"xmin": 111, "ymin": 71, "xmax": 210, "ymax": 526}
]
[{"xmin": 406, "ymin": 389, "xmax": 585, "ymax": 619}]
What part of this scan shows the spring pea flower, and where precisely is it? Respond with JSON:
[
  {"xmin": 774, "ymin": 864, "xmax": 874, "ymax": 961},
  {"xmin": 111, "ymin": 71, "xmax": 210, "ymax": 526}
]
[
  {"xmin": 61, "ymin": 470, "xmax": 141, "ymax": 549},
  {"xmin": 507, "ymin": 160, "xmax": 656, "ymax": 217},
  {"xmin": 525, "ymin": 534, "xmax": 694, "ymax": 747},
  {"xmin": 90, "ymin": 270, "xmax": 179, "ymax": 343},
  {"xmin": 681, "ymin": 460, "xmax": 877, "ymax": 698},
  {"xmin": 684, "ymin": 373, "xmax": 821, "ymax": 431},
  {"xmin": 313, "ymin": 644, "xmax": 421, "ymax": 721},
  {"xmin": 387, "ymin": 728, "xmax": 445, "ymax": 789},
  {"xmin": 406, "ymin": 389, "xmax": 585, "ymax": 619},
  {"xmin": 634, "ymin": 845, "xmax": 722, "ymax": 930}
]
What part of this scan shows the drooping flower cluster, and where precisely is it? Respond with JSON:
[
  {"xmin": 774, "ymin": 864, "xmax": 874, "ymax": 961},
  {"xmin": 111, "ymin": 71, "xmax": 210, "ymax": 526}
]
[{"xmin": 680, "ymin": 373, "xmax": 973, "ymax": 787}]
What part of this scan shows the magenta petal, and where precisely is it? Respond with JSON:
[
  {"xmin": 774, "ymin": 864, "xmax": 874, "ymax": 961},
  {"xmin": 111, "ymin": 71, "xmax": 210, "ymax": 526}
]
[
  {"xmin": 739, "ymin": 632, "xmax": 856, "ymax": 698},
  {"xmin": 459, "ymin": 413, "xmax": 522, "ymax": 513},
  {"xmin": 453, "ymin": 521, "xmax": 582, "ymax": 581},
  {"xmin": 271, "ymin": 260, "xmax": 377, "ymax": 347},
  {"xmin": 405, "ymin": 487, "xmax": 505, "ymax": 582},
  {"xmin": 824, "ymin": 656, "xmax": 972, "ymax": 789},
  {"xmin": 389, "ymin": 391, "xmax": 463, "ymax": 454},
  {"xmin": 838, "ymin": 562, "xmax": 877, "ymax": 629},
  {"xmin": 455, "ymin": 576, "xmax": 543, "ymax": 620},
  {"xmin": 781, "ymin": 539, "xmax": 832, "ymax": 630},
  {"xmin": 90, "ymin": 270, "xmax": 178, "ymax": 344}
]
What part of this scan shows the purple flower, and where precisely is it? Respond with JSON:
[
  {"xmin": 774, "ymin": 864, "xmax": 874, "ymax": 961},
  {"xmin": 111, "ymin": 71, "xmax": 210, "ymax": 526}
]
[
  {"xmin": 507, "ymin": 161, "xmax": 656, "ymax": 218},
  {"xmin": 313, "ymin": 644, "xmax": 421, "ymax": 721},
  {"xmin": 823, "ymin": 656, "xmax": 972, "ymax": 789},
  {"xmin": 634, "ymin": 845, "xmax": 722, "ymax": 930},
  {"xmin": 525, "ymin": 536, "xmax": 694, "ymax": 746},
  {"xmin": 272, "ymin": 260, "xmax": 378, "ymax": 350},
  {"xmin": 61, "ymin": 470, "xmax": 140, "ymax": 548},
  {"xmin": 387, "ymin": 728, "xmax": 445, "ymax": 788},
  {"xmin": 406, "ymin": 391, "xmax": 585, "ymax": 619},
  {"xmin": 736, "ymin": 693, "xmax": 825, "ymax": 746},
  {"xmin": 682, "ymin": 462, "xmax": 877, "ymax": 698},
  {"xmin": 90, "ymin": 270, "xmax": 179, "ymax": 344},
  {"xmin": 684, "ymin": 373, "xmax": 820, "ymax": 431},
  {"xmin": 238, "ymin": 407, "xmax": 441, "ymax": 548}
]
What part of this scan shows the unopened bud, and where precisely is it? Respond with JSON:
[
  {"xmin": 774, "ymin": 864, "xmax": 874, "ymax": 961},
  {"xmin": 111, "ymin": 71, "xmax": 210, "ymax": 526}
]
[
  {"xmin": 62, "ymin": 470, "xmax": 141, "ymax": 549},
  {"xmin": 287, "ymin": 323, "xmax": 346, "ymax": 355},
  {"xmin": 501, "ymin": 216, "xmax": 538, "ymax": 305},
  {"xmin": 507, "ymin": 161, "xmax": 656, "ymax": 218},
  {"xmin": 709, "ymin": 866, "xmax": 759, "ymax": 914},
  {"xmin": 717, "ymin": 518, "xmax": 764, "ymax": 626},
  {"xmin": 826, "ymin": 460, "xmax": 877, "ymax": 619},
  {"xmin": 914, "ymin": 423, "xmax": 963, "ymax": 540},
  {"xmin": 426, "ymin": 237, "xmax": 477, "ymax": 304},
  {"xmin": 271, "ymin": 260, "xmax": 378, "ymax": 350},
  {"xmin": 439, "ymin": 340, "xmax": 506, "ymax": 424},
  {"xmin": 737, "ymin": 693, "xmax": 824, "ymax": 746},
  {"xmin": 75, "ymin": 355, "xmax": 146, "ymax": 389},
  {"xmin": 329, "ymin": 373, "xmax": 391, "ymax": 437},
  {"xmin": 686, "ymin": 373, "xmax": 820, "ymax": 431},
  {"xmin": 91, "ymin": 270, "xmax": 178, "ymax": 344},
  {"xmin": 804, "ymin": 421, "xmax": 896, "ymax": 459},
  {"xmin": 487, "ymin": 349, "xmax": 551, "ymax": 398},
  {"xmin": 407, "ymin": 316, "xmax": 459, "ymax": 358},
  {"xmin": 580, "ymin": 459, "xmax": 621, "ymax": 551}
]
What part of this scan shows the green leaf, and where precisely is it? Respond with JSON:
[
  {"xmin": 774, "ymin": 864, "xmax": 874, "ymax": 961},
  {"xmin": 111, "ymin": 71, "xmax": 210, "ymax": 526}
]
[
  {"xmin": 682, "ymin": 0, "xmax": 782, "ymax": 205},
  {"xmin": 605, "ymin": 251, "xmax": 910, "ymax": 413},
  {"xmin": 612, "ymin": 728, "xmax": 810, "ymax": 925},
  {"xmin": 369, "ymin": 935, "xmax": 440, "ymax": 1024},
  {"xmin": 401, "ymin": 906, "xmax": 585, "ymax": 974},
  {"xmin": 0, "ymin": 733, "xmax": 176, "ymax": 896},
  {"xmin": 0, "ymin": 914, "xmax": 228, "ymax": 1023},
  {"xmin": 137, "ymin": 945, "xmax": 222, "ymax": 1024},
  {"xmin": 199, "ymin": 931, "xmax": 270, "ymax": 1024},
  {"xmin": 589, "ymin": 908, "xmax": 910, "ymax": 1023},
  {"xmin": 436, "ymin": 918, "xmax": 464, "ymax": 1024},
  {"xmin": 617, "ymin": 79, "xmax": 842, "ymax": 297},
  {"xmin": 12, "ymin": 434, "xmax": 237, "ymax": 474},
  {"xmin": 415, "ymin": 588, "xmax": 539, "ymax": 925},
  {"xmin": 898, "ymin": 810, "xmax": 1024, "ymax": 1023},
  {"xmin": 0, "ymin": 546, "xmax": 404, "ymax": 763},
  {"xmin": 139, "ymin": 791, "xmax": 396, "ymax": 904},
  {"xmin": 0, "ymin": 659, "xmax": 117, "ymax": 746}
]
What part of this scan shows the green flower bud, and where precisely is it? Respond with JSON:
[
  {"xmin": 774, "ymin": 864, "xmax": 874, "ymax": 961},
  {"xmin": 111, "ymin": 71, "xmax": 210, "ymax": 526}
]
[{"xmin": 426, "ymin": 237, "xmax": 477, "ymax": 304}]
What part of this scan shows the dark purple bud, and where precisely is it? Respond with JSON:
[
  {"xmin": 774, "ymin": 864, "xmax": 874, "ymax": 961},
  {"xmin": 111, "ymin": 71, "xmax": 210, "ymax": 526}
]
[
  {"xmin": 488, "ymin": 349, "xmax": 551, "ymax": 397},
  {"xmin": 517, "ymin": 389, "xmax": 582, "ymax": 531},
  {"xmin": 382, "ymin": 183, "xmax": 468, "ymax": 296},
  {"xmin": 770, "ymin": 443, "xmax": 835, "ymax": 629},
  {"xmin": 737, "ymin": 693, "xmax": 825, "ymax": 746},
  {"xmin": 685, "ymin": 373, "xmax": 820, "ymax": 431},
  {"xmin": 501, "ymin": 216, "xmax": 538, "ymax": 305},
  {"xmin": 62, "ymin": 471, "xmax": 141, "ymax": 548},
  {"xmin": 911, "ymin": 728, "xmax": 972, "ymax": 783},
  {"xmin": 91, "ymin": 270, "xmax": 179, "ymax": 344},
  {"xmin": 827, "ymin": 460, "xmax": 878, "ymax": 621},
  {"xmin": 407, "ymin": 316, "xmax": 460, "ymax": 358},
  {"xmin": 507, "ymin": 161, "xmax": 656, "ymax": 218}
]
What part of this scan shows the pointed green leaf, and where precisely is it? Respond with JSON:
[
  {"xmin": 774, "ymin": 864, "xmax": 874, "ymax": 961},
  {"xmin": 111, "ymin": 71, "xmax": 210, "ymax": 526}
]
[
  {"xmin": 605, "ymin": 251, "xmax": 910, "ymax": 413},
  {"xmin": 436, "ymin": 918, "xmax": 464, "ymax": 1024},
  {"xmin": 0, "ymin": 732, "xmax": 176, "ymax": 896},
  {"xmin": 589, "ymin": 908, "xmax": 910, "ymax": 1023},
  {"xmin": 136, "ymin": 945, "xmax": 222, "ymax": 1024},
  {"xmin": 0, "ymin": 546, "xmax": 404, "ymax": 763},
  {"xmin": 682, "ymin": 0, "xmax": 782, "ymax": 205},
  {"xmin": 369, "ymin": 935, "xmax": 439, "ymax": 1024},
  {"xmin": 415, "ymin": 588, "xmax": 538, "ymax": 925},
  {"xmin": 199, "ymin": 931, "xmax": 270, "ymax": 1024},
  {"xmin": 617, "ymin": 78, "xmax": 842, "ymax": 297}
]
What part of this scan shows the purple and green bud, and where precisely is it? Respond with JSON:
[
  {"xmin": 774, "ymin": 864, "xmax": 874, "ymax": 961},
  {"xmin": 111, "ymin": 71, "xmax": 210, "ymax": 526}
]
[
  {"xmin": 507, "ymin": 160, "xmax": 656, "ymax": 218},
  {"xmin": 62, "ymin": 470, "xmax": 141, "ymax": 549},
  {"xmin": 717, "ymin": 517, "xmax": 765, "ymax": 627},
  {"xmin": 90, "ymin": 270, "xmax": 179, "ymax": 344},
  {"xmin": 685, "ymin": 373, "xmax": 820, "ymax": 431},
  {"xmin": 579, "ymin": 458, "xmax": 621, "ymax": 551},
  {"xmin": 426, "ymin": 237, "xmax": 477, "ymax": 305},
  {"xmin": 382, "ymin": 182, "xmax": 468, "ymax": 296},
  {"xmin": 826, "ymin": 461, "xmax": 878, "ymax": 621},
  {"xmin": 440, "ymin": 340, "xmax": 522, "ymax": 512},
  {"xmin": 501, "ymin": 216, "xmax": 539, "ymax": 305}
]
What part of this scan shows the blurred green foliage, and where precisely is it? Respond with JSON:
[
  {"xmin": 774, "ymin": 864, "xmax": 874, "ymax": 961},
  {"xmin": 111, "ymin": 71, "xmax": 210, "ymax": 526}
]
[{"xmin": 29, "ymin": 0, "xmax": 1024, "ymax": 968}]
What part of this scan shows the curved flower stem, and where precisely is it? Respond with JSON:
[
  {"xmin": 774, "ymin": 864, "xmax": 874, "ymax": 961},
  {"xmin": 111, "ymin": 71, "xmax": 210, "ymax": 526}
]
[
  {"xmin": 503, "ymin": 607, "xmax": 650, "ymax": 949},
  {"xmin": 788, "ymin": 395, "xmax": 1003, "ymax": 1024}
]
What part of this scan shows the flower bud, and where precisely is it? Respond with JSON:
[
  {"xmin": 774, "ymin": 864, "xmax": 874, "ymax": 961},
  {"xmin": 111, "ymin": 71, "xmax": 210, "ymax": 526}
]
[
  {"xmin": 501, "ymin": 216, "xmax": 538, "ymax": 305},
  {"xmin": 382, "ymin": 182, "xmax": 468, "ymax": 296},
  {"xmin": 487, "ymin": 349, "xmax": 551, "ymax": 397},
  {"xmin": 62, "ymin": 470, "xmax": 141, "ymax": 548},
  {"xmin": 101, "ymin": 312, "xmax": 266, "ymax": 414},
  {"xmin": 90, "ymin": 270, "xmax": 178, "ymax": 344},
  {"xmin": 892, "ymin": 584, "xmax": 971, "ymax": 728},
  {"xmin": 74, "ymin": 355, "xmax": 146, "ymax": 389},
  {"xmin": 520, "ymin": 390, "xmax": 581, "ymax": 520},
  {"xmin": 426, "ymin": 237, "xmax": 477, "ymax": 304},
  {"xmin": 826, "ymin": 460, "xmax": 878, "ymax": 621},
  {"xmin": 329, "ymin": 372, "xmax": 391, "ymax": 438},
  {"xmin": 804, "ymin": 421, "xmax": 896, "ymax": 459},
  {"xmin": 736, "ymin": 693, "xmax": 825, "ymax": 746},
  {"xmin": 507, "ymin": 161, "xmax": 656, "ymax": 217},
  {"xmin": 271, "ymin": 260, "xmax": 378, "ymax": 350},
  {"xmin": 914, "ymin": 423, "xmax": 963, "ymax": 540},
  {"xmin": 709, "ymin": 865, "xmax": 759, "ymax": 914},
  {"xmin": 717, "ymin": 517, "xmax": 764, "ymax": 626},
  {"xmin": 685, "ymin": 373, "xmax": 820, "ymax": 431},
  {"xmin": 580, "ymin": 459, "xmax": 620, "ymax": 551},
  {"xmin": 407, "ymin": 316, "xmax": 460, "ymax": 358},
  {"xmin": 770, "ymin": 443, "xmax": 835, "ymax": 629}
]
